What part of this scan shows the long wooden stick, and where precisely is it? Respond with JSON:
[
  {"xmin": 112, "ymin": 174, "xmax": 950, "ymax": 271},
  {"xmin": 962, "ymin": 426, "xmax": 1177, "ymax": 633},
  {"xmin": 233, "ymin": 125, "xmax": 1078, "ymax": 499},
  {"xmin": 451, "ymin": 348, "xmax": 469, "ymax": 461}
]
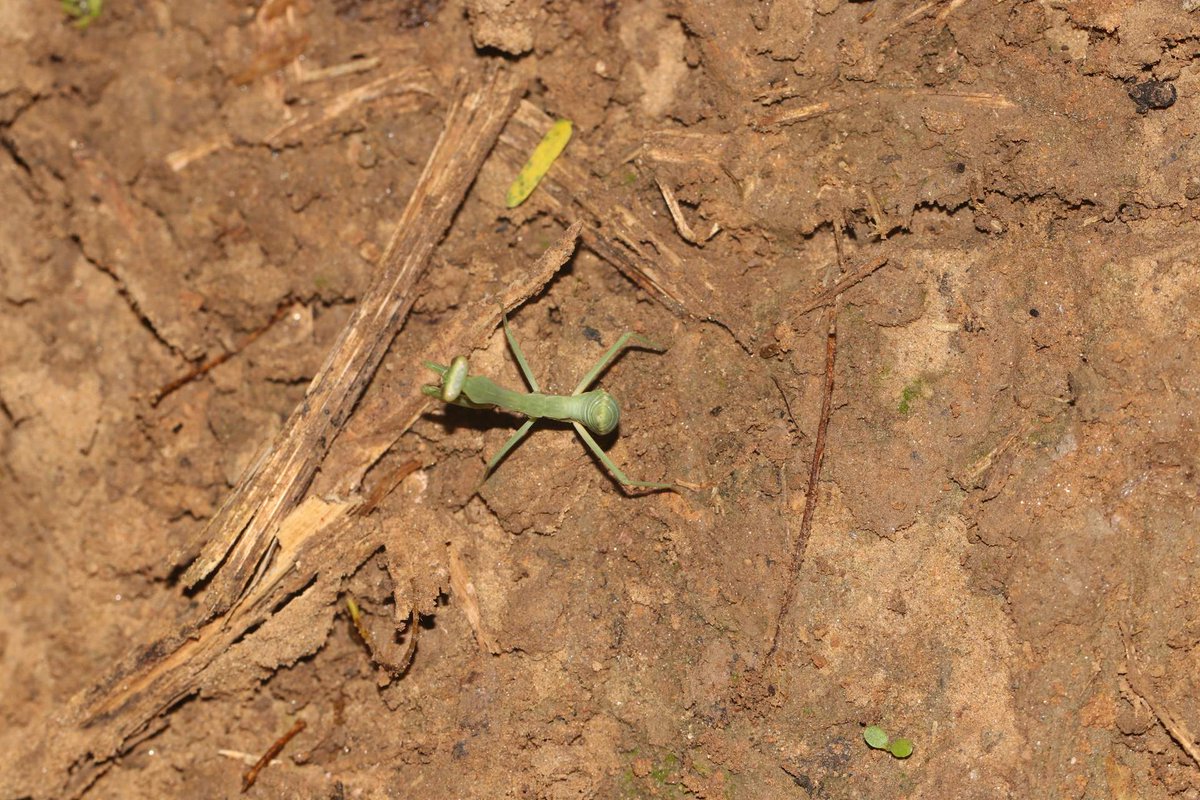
[{"xmin": 176, "ymin": 66, "xmax": 522, "ymax": 615}]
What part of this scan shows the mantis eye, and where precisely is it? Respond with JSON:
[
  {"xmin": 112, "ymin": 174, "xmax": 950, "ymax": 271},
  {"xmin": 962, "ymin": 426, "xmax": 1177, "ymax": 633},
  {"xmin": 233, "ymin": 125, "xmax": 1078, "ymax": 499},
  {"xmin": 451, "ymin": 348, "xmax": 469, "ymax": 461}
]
[
  {"xmin": 583, "ymin": 391, "xmax": 620, "ymax": 435},
  {"xmin": 442, "ymin": 356, "xmax": 469, "ymax": 402}
]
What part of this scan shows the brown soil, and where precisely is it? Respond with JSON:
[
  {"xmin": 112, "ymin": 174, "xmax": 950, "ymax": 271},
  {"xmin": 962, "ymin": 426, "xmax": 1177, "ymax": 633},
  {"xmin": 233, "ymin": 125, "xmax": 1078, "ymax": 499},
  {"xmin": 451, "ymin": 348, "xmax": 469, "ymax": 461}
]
[{"xmin": 2, "ymin": 1, "xmax": 1199, "ymax": 798}]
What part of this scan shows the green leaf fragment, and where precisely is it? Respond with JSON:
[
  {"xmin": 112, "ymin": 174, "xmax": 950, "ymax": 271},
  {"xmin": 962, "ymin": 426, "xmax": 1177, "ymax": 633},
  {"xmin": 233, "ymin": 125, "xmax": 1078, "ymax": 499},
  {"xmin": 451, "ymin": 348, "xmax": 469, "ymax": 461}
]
[
  {"xmin": 863, "ymin": 726, "xmax": 889, "ymax": 749},
  {"xmin": 61, "ymin": 0, "xmax": 102, "ymax": 28},
  {"xmin": 506, "ymin": 118, "xmax": 572, "ymax": 208},
  {"xmin": 888, "ymin": 738, "xmax": 914, "ymax": 759}
]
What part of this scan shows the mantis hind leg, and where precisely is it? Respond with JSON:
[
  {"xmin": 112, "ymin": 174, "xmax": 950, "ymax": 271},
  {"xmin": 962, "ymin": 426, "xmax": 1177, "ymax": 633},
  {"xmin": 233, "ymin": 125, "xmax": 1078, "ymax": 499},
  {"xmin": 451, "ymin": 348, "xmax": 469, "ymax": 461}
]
[
  {"xmin": 501, "ymin": 313, "xmax": 541, "ymax": 392},
  {"xmin": 571, "ymin": 331, "xmax": 662, "ymax": 395},
  {"xmin": 478, "ymin": 418, "xmax": 538, "ymax": 489},
  {"xmin": 571, "ymin": 422, "xmax": 674, "ymax": 491}
]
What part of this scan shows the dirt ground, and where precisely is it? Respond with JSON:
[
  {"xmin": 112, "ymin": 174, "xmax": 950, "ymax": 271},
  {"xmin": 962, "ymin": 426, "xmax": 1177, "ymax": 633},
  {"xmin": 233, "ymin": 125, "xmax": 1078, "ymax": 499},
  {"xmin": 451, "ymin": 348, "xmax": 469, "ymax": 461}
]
[{"xmin": 2, "ymin": 0, "xmax": 1199, "ymax": 797}]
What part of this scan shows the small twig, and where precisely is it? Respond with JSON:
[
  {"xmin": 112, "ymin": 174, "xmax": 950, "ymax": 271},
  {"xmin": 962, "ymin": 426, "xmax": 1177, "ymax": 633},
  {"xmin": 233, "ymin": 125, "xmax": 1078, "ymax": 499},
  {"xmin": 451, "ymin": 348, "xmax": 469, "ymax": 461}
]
[
  {"xmin": 766, "ymin": 305, "xmax": 837, "ymax": 661},
  {"xmin": 218, "ymin": 749, "xmax": 278, "ymax": 766},
  {"xmin": 755, "ymin": 100, "xmax": 833, "ymax": 128},
  {"xmin": 795, "ymin": 255, "xmax": 889, "ymax": 316},
  {"xmin": 298, "ymin": 56, "xmax": 381, "ymax": 83},
  {"xmin": 151, "ymin": 301, "xmax": 294, "ymax": 407},
  {"xmin": 771, "ymin": 374, "xmax": 799, "ymax": 435},
  {"xmin": 166, "ymin": 136, "xmax": 231, "ymax": 172},
  {"xmin": 655, "ymin": 177, "xmax": 719, "ymax": 245},
  {"xmin": 935, "ymin": 0, "xmax": 970, "ymax": 22},
  {"xmin": 766, "ymin": 218, "xmax": 848, "ymax": 661},
  {"xmin": 899, "ymin": 0, "xmax": 939, "ymax": 23},
  {"xmin": 355, "ymin": 458, "xmax": 421, "ymax": 517},
  {"xmin": 1120, "ymin": 622, "xmax": 1200, "ymax": 768},
  {"xmin": 242, "ymin": 719, "xmax": 306, "ymax": 792},
  {"xmin": 755, "ymin": 87, "xmax": 1013, "ymax": 130}
]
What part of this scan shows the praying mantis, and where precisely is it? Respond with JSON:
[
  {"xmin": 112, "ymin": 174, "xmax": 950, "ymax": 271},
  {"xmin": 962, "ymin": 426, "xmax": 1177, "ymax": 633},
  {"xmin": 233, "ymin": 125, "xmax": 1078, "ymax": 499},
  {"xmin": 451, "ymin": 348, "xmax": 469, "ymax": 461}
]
[{"xmin": 422, "ymin": 313, "xmax": 675, "ymax": 492}]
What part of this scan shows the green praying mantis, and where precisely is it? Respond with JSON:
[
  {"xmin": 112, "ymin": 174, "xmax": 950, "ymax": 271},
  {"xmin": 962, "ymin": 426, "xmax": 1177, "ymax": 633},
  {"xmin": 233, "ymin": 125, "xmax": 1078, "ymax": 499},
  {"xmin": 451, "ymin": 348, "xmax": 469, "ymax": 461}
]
[{"xmin": 422, "ymin": 314, "xmax": 676, "ymax": 492}]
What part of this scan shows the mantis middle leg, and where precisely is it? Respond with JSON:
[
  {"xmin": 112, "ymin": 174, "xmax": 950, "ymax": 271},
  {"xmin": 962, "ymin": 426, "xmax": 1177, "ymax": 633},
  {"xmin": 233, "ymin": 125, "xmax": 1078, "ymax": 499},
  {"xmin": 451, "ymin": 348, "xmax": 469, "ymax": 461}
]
[
  {"xmin": 480, "ymin": 417, "xmax": 538, "ymax": 484},
  {"xmin": 501, "ymin": 313, "xmax": 541, "ymax": 392},
  {"xmin": 475, "ymin": 315, "xmax": 543, "ymax": 489},
  {"xmin": 571, "ymin": 331, "xmax": 662, "ymax": 395}
]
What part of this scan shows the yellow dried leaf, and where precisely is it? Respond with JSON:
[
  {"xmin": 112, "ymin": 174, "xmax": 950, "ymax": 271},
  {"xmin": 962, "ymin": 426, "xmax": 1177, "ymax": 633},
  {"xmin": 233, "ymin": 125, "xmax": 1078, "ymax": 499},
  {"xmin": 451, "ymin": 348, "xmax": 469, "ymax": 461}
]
[{"xmin": 506, "ymin": 118, "xmax": 572, "ymax": 208}]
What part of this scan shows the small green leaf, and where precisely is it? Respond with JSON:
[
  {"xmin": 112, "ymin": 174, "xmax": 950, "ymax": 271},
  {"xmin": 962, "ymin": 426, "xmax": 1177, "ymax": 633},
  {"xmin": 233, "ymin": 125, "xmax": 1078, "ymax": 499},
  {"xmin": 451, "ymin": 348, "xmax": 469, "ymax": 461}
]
[
  {"xmin": 888, "ymin": 738, "xmax": 914, "ymax": 759},
  {"xmin": 863, "ymin": 726, "xmax": 889, "ymax": 749},
  {"xmin": 61, "ymin": 0, "xmax": 102, "ymax": 28},
  {"xmin": 505, "ymin": 118, "xmax": 572, "ymax": 208}
]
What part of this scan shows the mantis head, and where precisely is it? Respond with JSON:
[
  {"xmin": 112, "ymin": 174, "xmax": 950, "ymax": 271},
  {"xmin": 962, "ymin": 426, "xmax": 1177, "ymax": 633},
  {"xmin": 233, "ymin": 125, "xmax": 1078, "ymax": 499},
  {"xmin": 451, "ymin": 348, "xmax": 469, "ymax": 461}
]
[{"xmin": 423, "ymin": 356, "xmax": 470, "ymax": 402}]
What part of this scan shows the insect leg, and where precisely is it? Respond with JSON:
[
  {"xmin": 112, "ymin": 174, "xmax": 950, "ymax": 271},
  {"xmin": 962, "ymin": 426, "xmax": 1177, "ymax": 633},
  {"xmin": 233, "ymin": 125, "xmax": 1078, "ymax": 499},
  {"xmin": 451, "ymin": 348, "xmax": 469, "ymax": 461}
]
[
  {"xmin": 501, "ymin": 313, "xmax": 541, "ymax": 392},
  {"xmin": 571, "ymin": 332, "xmax": 662, "ymax": 395},
  {"xmin": 481, "ymin": 418, "xmax": 538, "ymax": 483},
  {"xmin": 571, "ymin": 422, "xmax": 674, "ymax": 491}
]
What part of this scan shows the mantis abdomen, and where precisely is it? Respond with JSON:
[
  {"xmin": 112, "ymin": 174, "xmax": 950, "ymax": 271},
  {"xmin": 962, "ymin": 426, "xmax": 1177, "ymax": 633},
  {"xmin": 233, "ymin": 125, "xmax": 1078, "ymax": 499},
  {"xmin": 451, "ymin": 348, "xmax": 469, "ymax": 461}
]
[
  {"xmin": 422, "ymin": 356, "xmax": 621, "ymax": 435},
  {"xmin": 461, "ymin": 376, "xmax": 620, "ymax": 435}
]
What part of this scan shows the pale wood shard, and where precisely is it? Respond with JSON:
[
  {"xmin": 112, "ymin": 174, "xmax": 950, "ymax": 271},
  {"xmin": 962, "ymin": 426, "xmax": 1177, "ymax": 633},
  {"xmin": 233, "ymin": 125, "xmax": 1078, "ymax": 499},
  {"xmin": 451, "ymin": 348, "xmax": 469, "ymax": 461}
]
[
  {"xmin": 297, "ymin": 55, "xmax": 382, "ymax": 84},
  {"xmin": 448, "ymin": 541, "xmax": 501, "ymax": 654},
  {"xmin": 656, "ymin": 177, "xmax": 701, "ymax": 244}
]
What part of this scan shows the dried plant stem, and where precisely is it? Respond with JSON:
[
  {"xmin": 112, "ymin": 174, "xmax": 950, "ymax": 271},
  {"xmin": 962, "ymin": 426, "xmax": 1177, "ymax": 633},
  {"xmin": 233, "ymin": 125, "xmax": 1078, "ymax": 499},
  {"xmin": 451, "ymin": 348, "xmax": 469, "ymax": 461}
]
[{"xmin": 176, "ymin": 66, "xmax": 523, "ymax": 612}]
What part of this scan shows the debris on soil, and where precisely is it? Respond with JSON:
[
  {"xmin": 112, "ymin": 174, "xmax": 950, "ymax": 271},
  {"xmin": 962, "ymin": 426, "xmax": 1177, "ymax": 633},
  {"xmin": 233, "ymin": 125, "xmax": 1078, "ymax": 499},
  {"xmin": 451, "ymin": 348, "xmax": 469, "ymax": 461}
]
[
  {"xmin": 1128, "ymin": 79, "xmax": 1178, "ymax": 113},
  {"xmin": 3, "ymin": 1, "xmax": 1200, "ymax": 798}
]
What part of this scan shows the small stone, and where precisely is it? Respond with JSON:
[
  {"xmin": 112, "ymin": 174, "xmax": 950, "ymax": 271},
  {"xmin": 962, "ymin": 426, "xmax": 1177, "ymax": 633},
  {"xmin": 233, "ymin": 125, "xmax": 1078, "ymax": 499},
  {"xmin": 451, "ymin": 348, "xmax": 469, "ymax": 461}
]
[{"xmin": 1129, "ymin": 80, "xmax": 1177, "ymax": 114}]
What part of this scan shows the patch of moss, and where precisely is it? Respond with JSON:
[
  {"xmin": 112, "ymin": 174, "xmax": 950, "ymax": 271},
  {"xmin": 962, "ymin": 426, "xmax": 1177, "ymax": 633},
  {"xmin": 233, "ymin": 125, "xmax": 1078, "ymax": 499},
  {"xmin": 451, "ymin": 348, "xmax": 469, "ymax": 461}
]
[
  {"xmin": 620, "ymin": 752, "xmax": 696, "ymax": 799},
  {"xmin": 898, "ymin": 379, "xmax": 926, "ymax": 415},
  {"xmin": 649, "ymin": 752, "xmax": 680, "ymax": 783}
]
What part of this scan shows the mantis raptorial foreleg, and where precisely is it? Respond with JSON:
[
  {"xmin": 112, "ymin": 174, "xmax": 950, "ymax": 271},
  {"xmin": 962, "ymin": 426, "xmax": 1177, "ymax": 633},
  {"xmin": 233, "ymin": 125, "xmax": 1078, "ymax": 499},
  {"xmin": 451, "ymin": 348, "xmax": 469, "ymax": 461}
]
[
  {"xmin": 478, "ymin": 315, "xmax": 542, "ymax": 482},
  {"xmin": 423, "ymin": 313, "xmax": 676, "ymax": 493}
]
